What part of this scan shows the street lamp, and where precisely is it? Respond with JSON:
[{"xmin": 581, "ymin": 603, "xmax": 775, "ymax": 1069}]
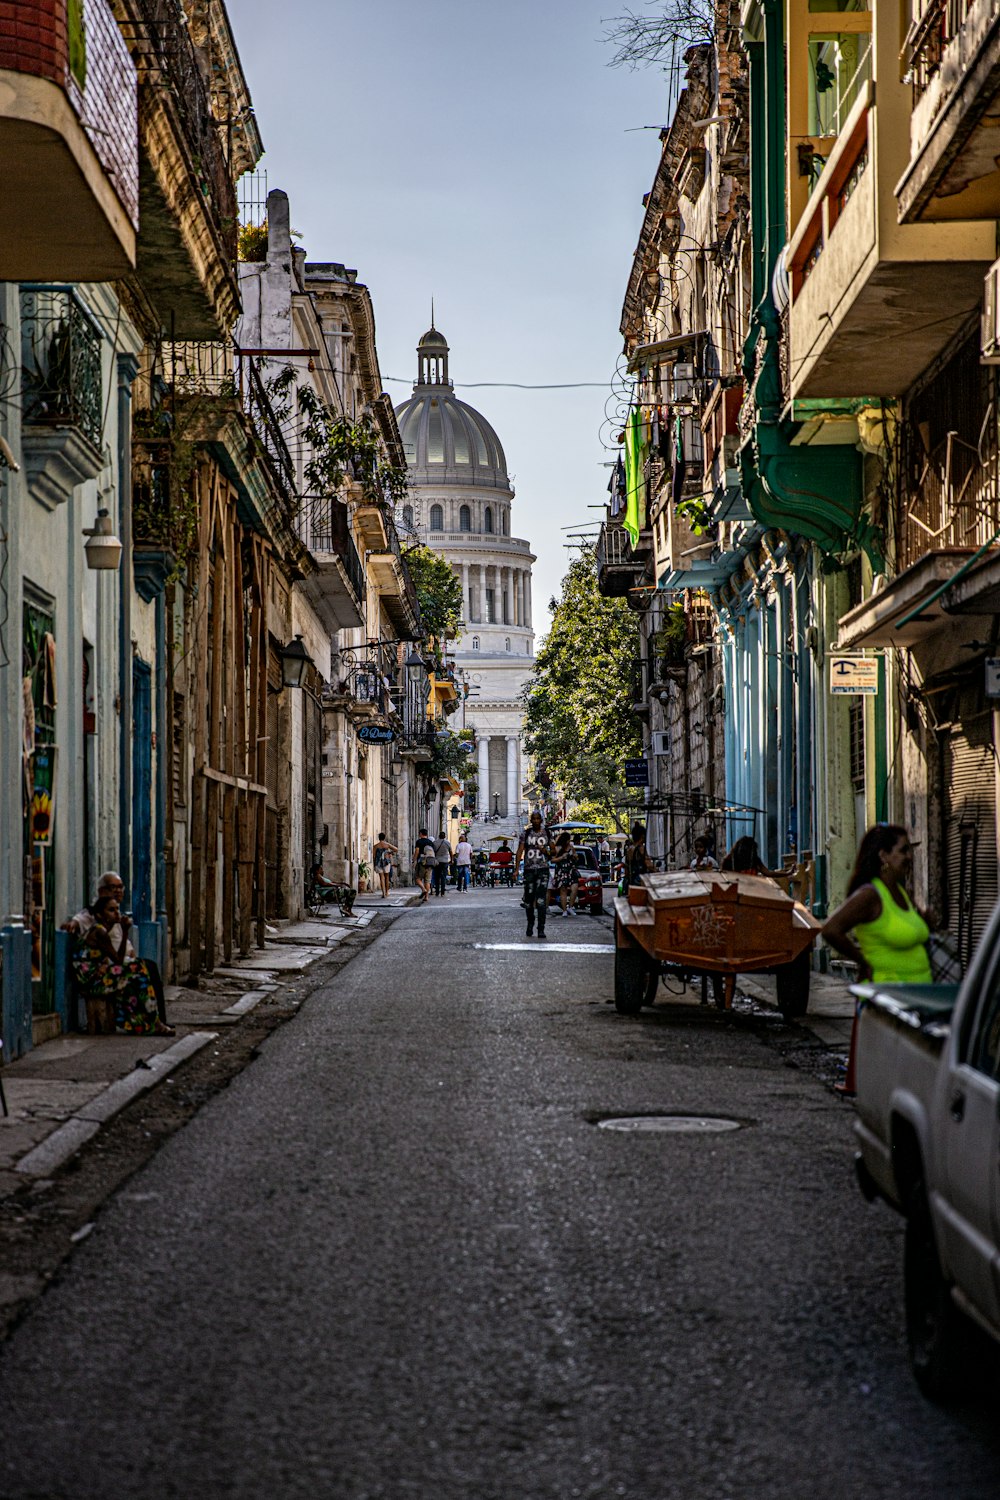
[
  {"xmin": 82, "ymin": 507, "xmax": 123, "ymax": 571},
  {"xmin": 279, "ymin": 634, "xmax": 314, "ymax": 690}
]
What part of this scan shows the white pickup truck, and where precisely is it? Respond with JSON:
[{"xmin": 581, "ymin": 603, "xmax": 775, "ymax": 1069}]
[{"xmin": 852, "ymin": 918, "xmax": 1000, "ymax": 1400}]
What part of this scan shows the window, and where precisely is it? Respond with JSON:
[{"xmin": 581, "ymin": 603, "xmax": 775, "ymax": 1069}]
[
  {"xmin": 460, "ymin": 504, "xmax": 471, "ymax": 532},
  {"xmin": 484, "ymin": 506, "xmax": 493, "ymax": 534},
  {"xmin": 505, "ymin": 637, "xmax": 511, "ymax": 652},
  {"xmin": 502, "ymin": 511, "xmax": 508, "ymax": 535},
  {"xmin": 472, "ymin": 636, "xmax": 480, "ymax": 651},
  {"xmin": 486, "ymin": 588, "xmax": 495, "ymax": 623},
  {"xmin": 402, "ymin": 504, "xmax": 414, "ymax": 530},
  {"xmin": 430, "ymin": 504, "xmax": 443, "ymax": 531}
]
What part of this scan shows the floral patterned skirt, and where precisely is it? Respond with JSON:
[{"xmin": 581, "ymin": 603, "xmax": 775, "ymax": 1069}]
[{"xmin": 72, "ymin": 943, "xmax": 160, "ymax": 1034}]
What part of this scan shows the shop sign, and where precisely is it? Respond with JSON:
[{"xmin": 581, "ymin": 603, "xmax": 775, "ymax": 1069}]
[
  {"xmin": 624, "ymin": 758, "xmax": 650, "ymax": 787},
  {"xmin": 829, "ymin": 655, "xmax": 879, "ymax": 695},
  {"xmin": 357, "ymin": 724, "xmax": 395, "ymax": 745}
]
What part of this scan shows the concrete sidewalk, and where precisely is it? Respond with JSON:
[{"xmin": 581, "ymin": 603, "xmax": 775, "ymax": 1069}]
[
  {"xmin": 736, "ymin": 966, "xmax": 857, "ymax": 1049},
  {"xmin": 0, "ymin": 898, "xmax": 419, "ymax": 1194}
]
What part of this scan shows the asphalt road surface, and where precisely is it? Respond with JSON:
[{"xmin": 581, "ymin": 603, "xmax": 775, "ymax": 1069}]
[{"xmin": 2, "ymin": 887, "xmax": 999, "ymax": 1500}]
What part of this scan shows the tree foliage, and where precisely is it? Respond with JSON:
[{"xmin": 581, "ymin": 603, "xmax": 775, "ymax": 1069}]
[
  {"xmin": 405, "ymin": 545, "xmax": 463, "ymax": 664},
  {"xmin": 522, "ymin": 552, "xmax": 642, "ymax": 830}
]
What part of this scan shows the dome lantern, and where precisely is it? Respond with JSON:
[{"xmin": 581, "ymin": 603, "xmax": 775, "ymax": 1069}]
[{"xmin": 417, "ymin": 316, "xmax": 450, "ymax": 388}]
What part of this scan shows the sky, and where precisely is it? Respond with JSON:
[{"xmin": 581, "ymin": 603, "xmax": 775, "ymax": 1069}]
[{"xmin": 231, "ymin": 0, "xmax": 670, "ymax": 630}]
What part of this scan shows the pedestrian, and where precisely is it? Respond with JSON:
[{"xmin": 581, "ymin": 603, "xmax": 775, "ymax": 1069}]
[
  {"xmin": 720, "ymin": 836, "xmax": 768, "ymax": 875},
  {"xmin": 413, "ymin": 827, "xmax": 436, "ymax": 904},
  {"xmin": 373, "ymin": 833, "xmax": 397, "ymax": 899},
  {"xmin": 62, "ymin": 870, "xmax": 172, "ymax": 1029},
  {"xmin": 432, "ymin": 829, "xmax": 452, "ymax": 897},
  {"xmin": 454, "ymin": 832, "xmax": 473, "ymax": 891},
  {"xmin": 689, "ymin": 836, "xmax": 719, "ymax": 871},
  {"xmin": 516, "ymin": 811, "xmax": 551, "ymax": 938},
  {"xmin": 624, "ymin": 822, "xmax": 653, "ymax": 889},
  {"xmin": 822, "ymin": 824, "xmax": 932, "ymax": 1097},
  {"xmin": 822, "ymin": 825, "xmax": 932, "ymax": 984},
  {"xmin": 552, "ymin": 831, "xmax": 579, "ymax": 918}
]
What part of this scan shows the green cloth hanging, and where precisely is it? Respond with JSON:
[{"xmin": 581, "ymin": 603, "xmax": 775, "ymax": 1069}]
[{"xmin": 623, "ymin": 407, "xmax": 645, "ymax": 547}]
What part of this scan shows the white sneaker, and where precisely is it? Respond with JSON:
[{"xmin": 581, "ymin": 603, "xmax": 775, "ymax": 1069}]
[{"xmin": 567, "ymin": 907, "xmax": 577, "ymax": 917}]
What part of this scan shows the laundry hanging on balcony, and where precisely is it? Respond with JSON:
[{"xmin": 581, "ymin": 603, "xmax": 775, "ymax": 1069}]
[
  {"xmin": 608, "ymin": 455, "xmax": 626, "ymax": 518},
  {"xmin": 623, "ymin": 406, "xmax": 646, "ymax": 546}
]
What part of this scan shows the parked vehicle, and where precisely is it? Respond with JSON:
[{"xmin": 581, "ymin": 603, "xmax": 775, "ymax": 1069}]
[
  {"xmin": 852, "ymin": 908, "xmax": 1000, "ymax": 1398},
  {"xmin": 546, "ymin": 846, "xmax": 604, "ymax": 914}
]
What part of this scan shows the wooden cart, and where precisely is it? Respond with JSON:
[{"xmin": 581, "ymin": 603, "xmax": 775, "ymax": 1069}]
[{"xmin": 613, "ymin": 871, "xmax": 822, "ymax": 1018}]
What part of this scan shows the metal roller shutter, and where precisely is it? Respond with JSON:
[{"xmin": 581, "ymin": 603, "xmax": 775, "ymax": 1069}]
[{"xmin": 945, "ymin": 723, "xmax": 999, "ymax": 973}]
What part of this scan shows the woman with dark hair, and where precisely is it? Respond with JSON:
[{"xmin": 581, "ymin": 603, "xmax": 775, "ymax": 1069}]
[
  {"xmin": 71, "ymin": 894, "xmax": 173, "ymax": 1034},
  {"xmin": 720, "ymin": 837, "xmax": 767, "ymax": 875},
  {"xmin": 624, "ymin": 822, "xmax": 653, "ymax": 887},
  {"xmin": 552, "ymin": 831, "xmax": 580, "ymax": 918},
  {"xmin": 822, "ymin": 825, "xmax": 932, "ymax": 984}
]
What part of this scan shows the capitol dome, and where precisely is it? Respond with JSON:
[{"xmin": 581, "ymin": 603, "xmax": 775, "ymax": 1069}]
[{"xmin": 395, "ymin": 325, "xmax": 510, "ymax": 492}]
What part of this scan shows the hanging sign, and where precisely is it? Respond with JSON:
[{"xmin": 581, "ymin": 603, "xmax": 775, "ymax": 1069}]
[
  {"xmin": 829, "ymin": 656, "xmax": 879, "ymax": 696},
  {"xmin": 624, "ymin": 758, "xmax": 650, "ymax": 787},
  {"xmin": 357, "ymin": 724, "xmax": 396, "ymax": 745},
  {"xmin": 985, "ymin": 659, "xmax": 1000, "ymax": 698}
]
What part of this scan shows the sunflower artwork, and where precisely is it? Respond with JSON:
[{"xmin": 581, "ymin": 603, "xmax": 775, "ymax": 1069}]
[{"xmin": 30, "ymin": 787, "xmax": 54, "ymax": 844}]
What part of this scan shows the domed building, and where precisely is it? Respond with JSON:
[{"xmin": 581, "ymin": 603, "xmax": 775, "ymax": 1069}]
[{"xmin": 396, "ymin": 324, "xmax": 536, "ymax": 822}]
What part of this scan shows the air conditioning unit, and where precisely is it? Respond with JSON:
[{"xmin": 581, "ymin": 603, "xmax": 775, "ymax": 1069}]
[
  {"xmin": 651, "ymin": 730, "xmax": 670, "ymax": 757},
  {"xmin": 673, "ymin": 362, "xmax": 696, "ymax": 402},
  {"xmin": 982, "ymin": 260, "xmax": 1000, "ymax": 363}
]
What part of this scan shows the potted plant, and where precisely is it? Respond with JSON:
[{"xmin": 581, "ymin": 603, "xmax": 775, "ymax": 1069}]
[{"xmin": 357, "ymin": 858, "xmax": 371, "ymax": 892}]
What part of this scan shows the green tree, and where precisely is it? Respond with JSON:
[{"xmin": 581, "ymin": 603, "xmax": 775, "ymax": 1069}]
[
  {"xmin": 405, "ymin": 545, "xmax": 463, "ymax": 665},
  {"xmin": 522, "ymin": 552, "xmax": 642, "ymax": 829}
]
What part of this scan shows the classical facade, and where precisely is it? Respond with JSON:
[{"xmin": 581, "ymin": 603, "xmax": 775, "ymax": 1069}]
[{"xmin": 395, "ymin": 328, "xmax": 535, "ymax": 821}]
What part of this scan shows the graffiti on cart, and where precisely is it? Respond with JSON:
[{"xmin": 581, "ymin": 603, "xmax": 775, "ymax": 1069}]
[{"xmin": 690, "ymin": 904, "xmax": 730, "ymax": 951}]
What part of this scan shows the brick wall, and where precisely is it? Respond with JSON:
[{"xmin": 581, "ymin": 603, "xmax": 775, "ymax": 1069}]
[
  {"xmin": 0, "ymin": 0, "xmax": 68, "ymax": 87},
  {"xmin": 0, "ymin": 0, "xmax": 138, "ymax": 227}
]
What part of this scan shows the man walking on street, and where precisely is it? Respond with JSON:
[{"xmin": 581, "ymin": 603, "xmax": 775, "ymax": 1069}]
[
  {"xmin": 413, "ymin": 828, "xmax": 435, "ymax": 904},
  {"xmin": 432, "ymin": 829, "xmax": 452, "ymax": 897},
  {"xmin": 516, "ymin": 811, "xmax": 551, "ymax": 939},
  {"xmin": 454, "ymin": 832, "xmax": 473, "ymax": 891}
]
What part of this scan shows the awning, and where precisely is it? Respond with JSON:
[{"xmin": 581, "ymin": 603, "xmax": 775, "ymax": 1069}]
[
  {"xmin": 628, "ymin": 331, "xmax": 708, "ymax": 373},
  {"xmin": 657, "ymin": 557, "xmax": 731, "ymax": 592},
  {"xmin": 835, "ymin": 550, "xmax": 980, "ymax": 648}
]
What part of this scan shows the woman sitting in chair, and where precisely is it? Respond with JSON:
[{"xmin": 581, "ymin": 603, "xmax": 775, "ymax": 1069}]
[{"xmin": 71, "ymin": 894, "xmax": 173, "ymax": 1035}]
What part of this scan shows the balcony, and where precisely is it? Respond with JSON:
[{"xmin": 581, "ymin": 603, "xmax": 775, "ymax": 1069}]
[
  {"xmin": 121, "ymin": 0, "xmax": 242, "ymax": 336},
  {"xmin": 596, "ymin": 519, "xmax": 647, "ymax": 598},
  {"xmin": 898, "ymin": 0, "xmax": 1000, "ymax": 223},
  {"xmin": 307, "ymin": 501, "xmax": 366, "ymax": 629},
  {"xmin": 366, "ymin": 521, "xmax": 421, "ymax": 639},
  {"xmin": 785, "ymin": 8, "xmax": 993, "ymax": 400},
  {"xmin": 0, "ymin": 0, "xmax": 138, "ymax": 279},
  {"xmin": 20, "ymin": 285, "xmax": 104, "ymax": 509}
]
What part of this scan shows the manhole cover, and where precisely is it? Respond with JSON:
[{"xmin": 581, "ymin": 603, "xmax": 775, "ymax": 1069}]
[{"xmin": 596, "ymin": 1115, "xmax": 742, "ymax": 1135}]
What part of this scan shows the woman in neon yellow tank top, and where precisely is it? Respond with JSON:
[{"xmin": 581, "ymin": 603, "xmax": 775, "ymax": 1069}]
[{"xmin": 822, "ymin": 824, "xmax": 932, "ymax": 984}]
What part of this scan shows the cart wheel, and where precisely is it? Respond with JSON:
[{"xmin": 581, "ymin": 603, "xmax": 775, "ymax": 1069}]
[
  {"xmin": 775, "ymin": 950, "xmax": 811, "ymax": 1019},
  {"xmin": 614, "ymin": 929, "xmax": 650, "ymax": 1015}
]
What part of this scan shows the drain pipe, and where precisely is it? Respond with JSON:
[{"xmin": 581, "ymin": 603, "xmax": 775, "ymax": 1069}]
[{"xmin": 116, "ymin": 355, "xmax": 138, "ymax": 900}]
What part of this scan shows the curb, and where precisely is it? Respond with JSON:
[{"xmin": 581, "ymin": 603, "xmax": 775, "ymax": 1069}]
[{"xmin": 13, "ymin": 1031, "xmax": 219, "ymax": 1180}]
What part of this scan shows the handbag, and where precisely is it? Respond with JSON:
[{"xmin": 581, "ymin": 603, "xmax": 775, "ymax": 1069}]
[{"xmin": 927, "ymin": 931, "xmax": 962, "ymax": 985}]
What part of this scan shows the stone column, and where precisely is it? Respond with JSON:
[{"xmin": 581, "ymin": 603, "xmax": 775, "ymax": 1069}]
[
  {"xmin": 492, "ymin": 565, "xmax": 502, "ymax": 623},
  {"xmin": 524, "ymin": 570, "xmax": 532, "ymax": 629},
  {"xmin": 478, "ymin": 734, "xmax": 490, "ymax": 815},
  {"xmin": 461, "ymin": 561, "xmax": 470, "ymax": 623},
  {"xmin": 513, "ymin": 569, "xmax": 521, "ymax": 627},
  {"xmin": 478, "ymin": 563, "xmax": 487, "ymax": 624},
  {"xmin": 506, "ymin": 737, "xmax": 518, "ymax": 820}
]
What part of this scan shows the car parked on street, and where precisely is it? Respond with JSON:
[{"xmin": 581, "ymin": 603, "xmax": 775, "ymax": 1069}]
[
  {"xmin": 853, "ymin": 901, "xmax": 1000, "ymax": 1399},
  {"xmin": 547, "ymin": 846, "xmax": 604, "ymax": 914}
]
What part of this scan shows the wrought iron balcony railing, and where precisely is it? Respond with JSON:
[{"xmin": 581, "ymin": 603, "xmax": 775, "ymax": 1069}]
[
  {"xmin": 20, "ymin": 286, "xmax": 102, "ymax": 449},
  {"xmin": 312, "ymin": 500, "xmax": 367, "ymax": 605},
  {"xmin": 129, "ymin": 0, "xmax": 238, "ymax": 259}
]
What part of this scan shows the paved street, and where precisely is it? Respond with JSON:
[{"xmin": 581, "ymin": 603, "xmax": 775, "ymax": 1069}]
[{"xmin": 1, "ymin": 888, "xmax": 999, "ymax": 1500}]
